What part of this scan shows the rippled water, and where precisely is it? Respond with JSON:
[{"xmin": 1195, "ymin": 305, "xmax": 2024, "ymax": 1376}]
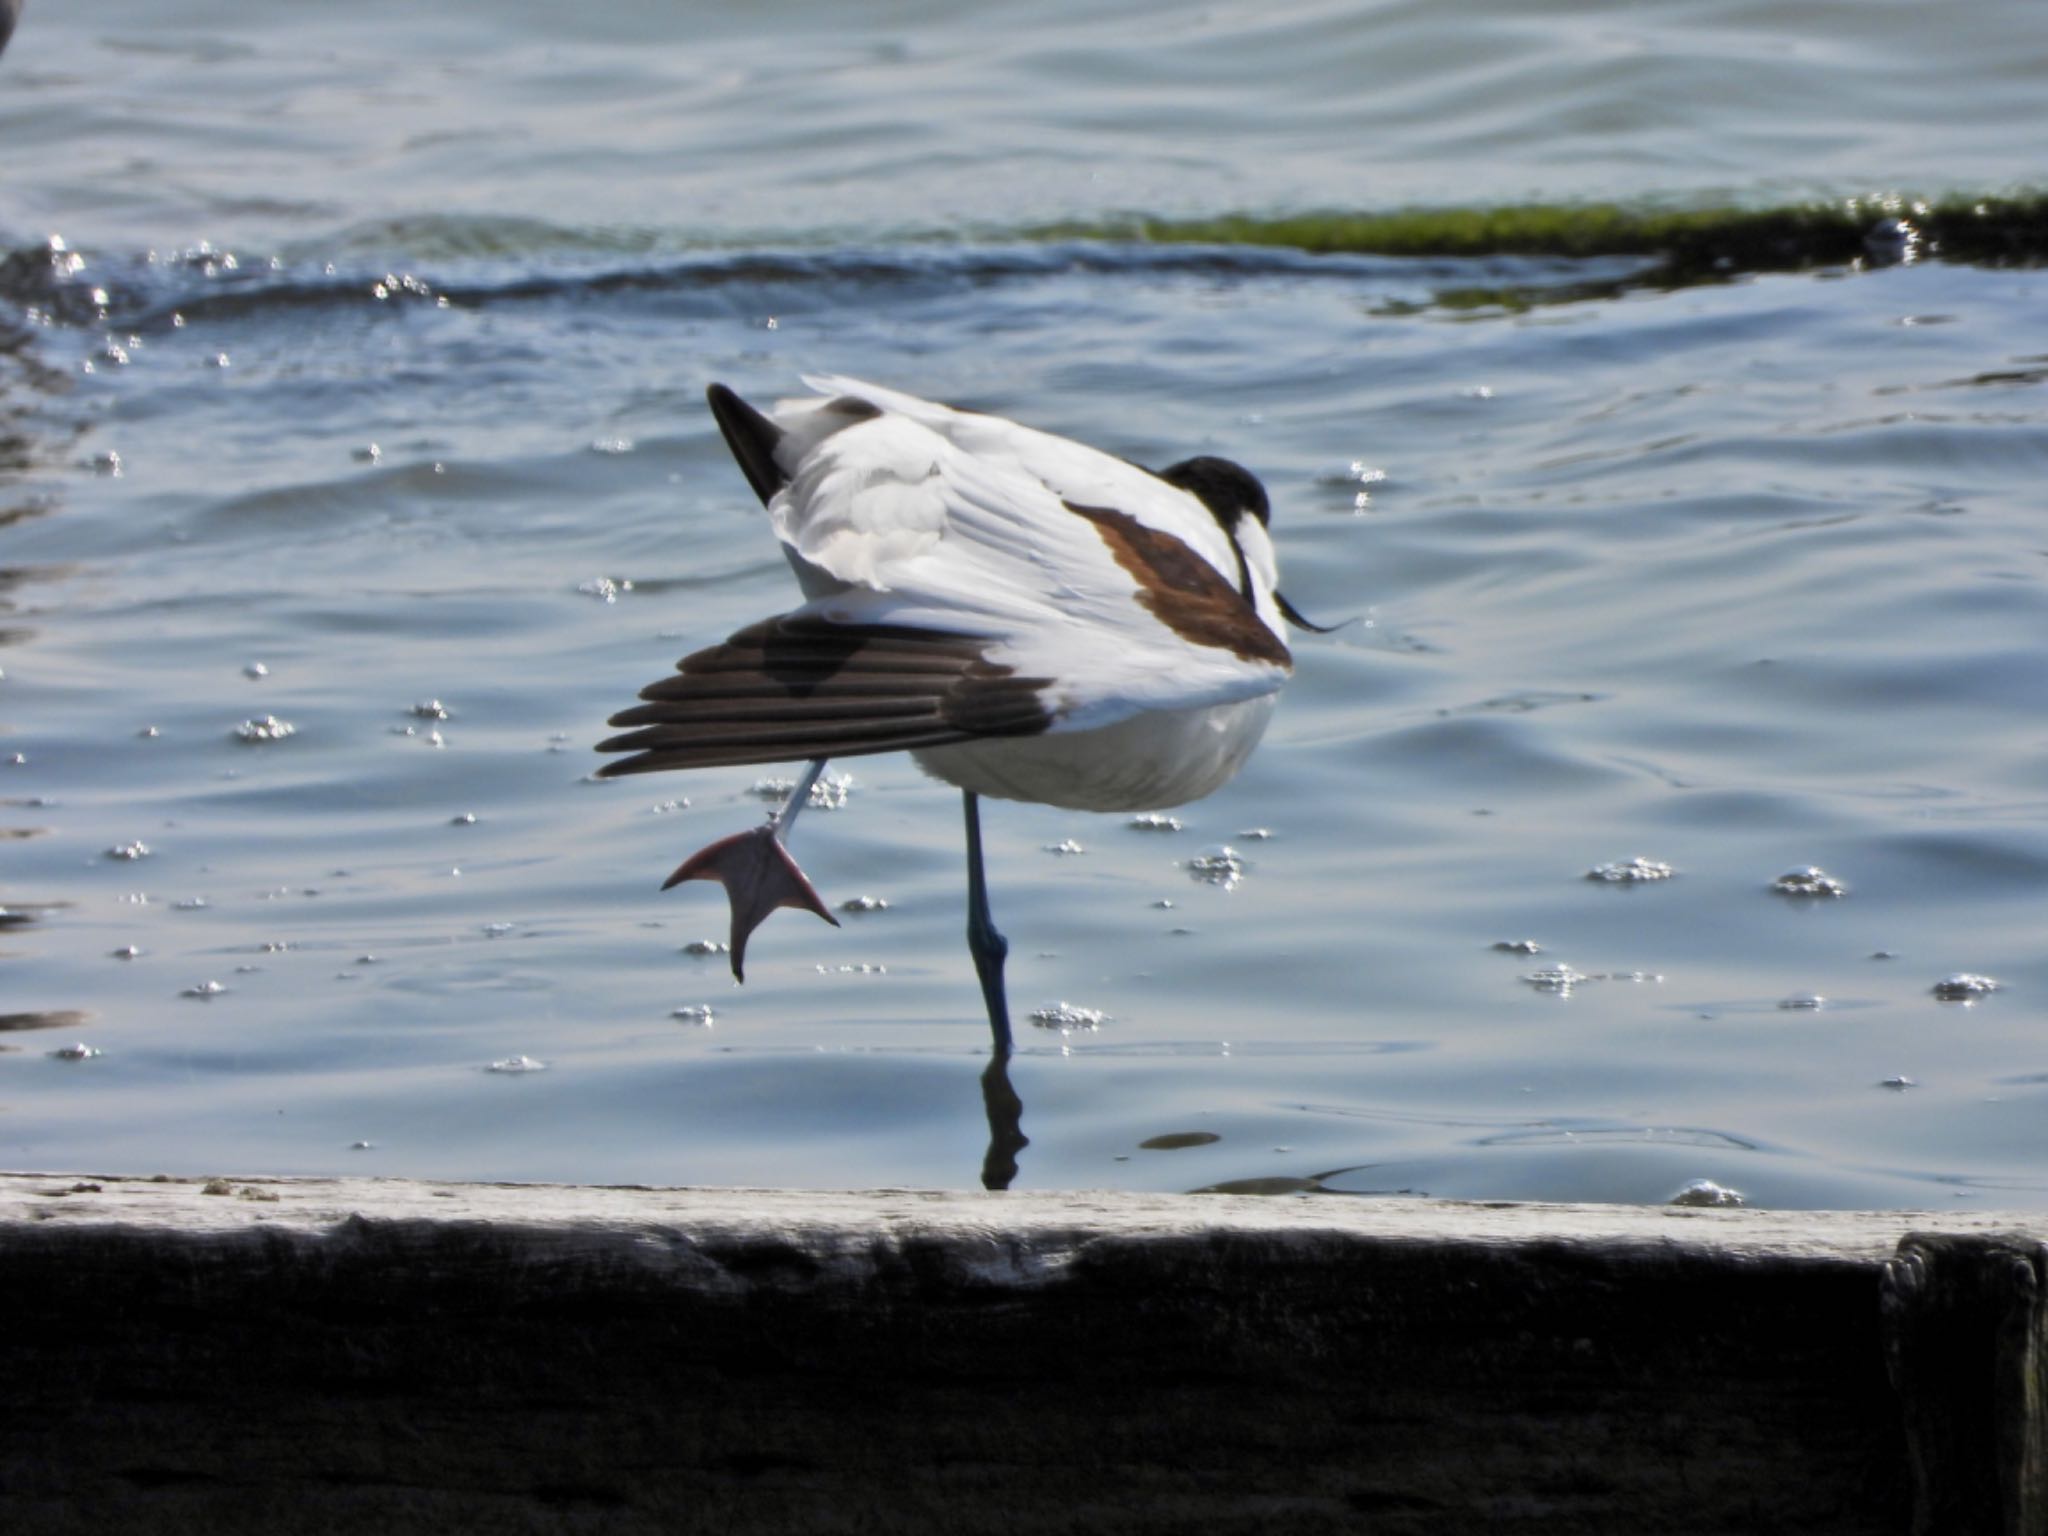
[{"xmin": 3, "ymin": 0, "xmax": 2046, "ymax": 1206}]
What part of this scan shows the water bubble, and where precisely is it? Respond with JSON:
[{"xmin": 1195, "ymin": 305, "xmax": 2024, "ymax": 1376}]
[
  {"xmin": 172, "ymin": 896, "xmax": 210, "ymax": 911},
  {"xmin": 577, "ymin": 576, "xmax": 630, "ymax": 602},
  {"xmin": 1585, "ymin": 856, "xmax": 1674, "ymax": 884},
  {"xmin": 807, "ymin": 772, "xmax": 853, "ymax": 809},
  {"xmin": 1343, "ymin": 460, "xmax": 1388, "ymax": 513},
  {"xmin": 105, "ymin": 840, "xmax": 151, "ymax": 861},
  {"xmin": 1126, "ymin": 813, "xmax": 1182, "ymax": 833},
  {"xmin": 1670, "ymin": 1179, "xmax": 1744, "ymax": 1208},
  {"xmin": 1522, "ymin": 965, "xmax": 1588, "ymax": 995},
  {"xmin": 749, "ymin": 772, "xmax": 851, "ymax": 809},
  {"xmin": 486, "ymin": 1054, "xmax": 547, "ymax": 1074},
  {"xmin": 1030, "ymin": 1001, "xmax": 1108, "ymax": 1031},
  {"xmin": 1771, "ymin": 866, "xmax": 1846, "ymax": 898},
  {"xmin": 1184, "ymin": 846, "xmax": 1244, "ymax": 888},
  {"xmin": 1864, "ymin": 217, "xmax": 1922, "ymax": 266},
  {"xmin": 370, "ymin": 272, "xmax": 435, "ymax": 303},
  {"xmin": 589, "ymin": 437, "xmax": 634, "ymax": 455},
  {"xmin": 1932, "ymin": 973, "xmax": 2000, "ymax": 1002},
  {"xmin": 234, "ymin": 715, "xmax": 296, "ymax": 744},
  {"xmin": 1043, "ymin": 839, "xmax": 1086, "ymax": 856}
]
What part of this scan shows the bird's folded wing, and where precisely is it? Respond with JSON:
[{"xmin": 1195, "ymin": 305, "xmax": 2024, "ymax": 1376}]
[
  {"xmin": 793, "ymin": 373, "xmax": 1244, "ymax": 577},
  {"xmin": 594, "ymin": 616, "xmax": 1057, "ymax": 775},
  {"xmin": 769, "ymin": 408, "xmax": 1279, "ymax": 638}
]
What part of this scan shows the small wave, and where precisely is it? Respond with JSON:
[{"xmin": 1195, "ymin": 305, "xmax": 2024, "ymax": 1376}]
[{"xmin": 7, "ymin": 191, "xmax": 2046, "ymax": 345}]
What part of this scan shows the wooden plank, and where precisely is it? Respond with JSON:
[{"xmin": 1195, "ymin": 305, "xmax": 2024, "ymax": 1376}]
[{"xmin": 1, "ymin": 1173, "xmax": 2041, "ymax": 1534}]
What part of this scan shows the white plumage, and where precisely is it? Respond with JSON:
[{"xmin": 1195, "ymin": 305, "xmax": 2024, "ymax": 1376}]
[
  {"xmin": 601, "ymin": 375, "xmax": 1295, "ymax": 804},
  {"xmin": 598, "ymin": 375, "xmax": 1319, "ymax": 1038}
]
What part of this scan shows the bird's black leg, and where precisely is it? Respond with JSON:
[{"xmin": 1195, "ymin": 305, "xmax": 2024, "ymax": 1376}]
[{"xmin": 962, "ymin": 790, "xmax": 1014, "ymax": 1058}]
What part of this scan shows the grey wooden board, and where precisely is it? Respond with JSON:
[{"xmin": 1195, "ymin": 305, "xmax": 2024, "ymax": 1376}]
[{"xmin": 3, "ymin": 1173, "xmax": 2043, "ymax": 1534}]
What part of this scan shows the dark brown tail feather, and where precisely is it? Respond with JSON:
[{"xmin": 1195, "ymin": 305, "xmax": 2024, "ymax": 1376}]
[{"xmin": 597, "ymin": 615, "xmax": 1054, "ymax": 776}]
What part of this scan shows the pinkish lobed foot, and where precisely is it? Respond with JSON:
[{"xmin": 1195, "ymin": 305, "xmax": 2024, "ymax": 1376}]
[{"xmin": 664, "ymin": 824, "xmax": 839, "ymax": 981}]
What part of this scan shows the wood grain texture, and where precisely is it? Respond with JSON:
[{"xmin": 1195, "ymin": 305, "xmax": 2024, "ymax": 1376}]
[{"xmin": 2, "ymin": 1174, "xmax": 2042, "ymax": 1534}]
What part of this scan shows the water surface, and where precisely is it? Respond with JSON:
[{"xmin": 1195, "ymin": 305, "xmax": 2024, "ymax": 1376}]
[{"xmin": 2, "ymin": 1, "xmax": 2045, "ymax": 1206}]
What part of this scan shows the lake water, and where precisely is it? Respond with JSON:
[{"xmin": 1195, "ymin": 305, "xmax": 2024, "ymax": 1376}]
[{"xmin": 3, "ymin": 0, "xmax": 2046, "ymax": 1206}]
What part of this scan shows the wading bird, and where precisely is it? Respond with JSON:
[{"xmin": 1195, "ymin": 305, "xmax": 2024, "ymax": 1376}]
[{"xmin": 597, "ymin": 376, "xmax": 1322, "ymax": 1057}]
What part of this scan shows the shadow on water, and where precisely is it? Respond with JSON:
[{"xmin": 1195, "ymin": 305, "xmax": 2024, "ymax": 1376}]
[{"xmin": 0, "ymin": 1010, "xmax": 90, "ymax": 1033}]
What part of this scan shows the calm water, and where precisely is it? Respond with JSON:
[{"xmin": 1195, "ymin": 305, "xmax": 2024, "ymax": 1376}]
[{"xmin": 3, "ymin": 0, "xmax": 2046, "ymax": 1205}]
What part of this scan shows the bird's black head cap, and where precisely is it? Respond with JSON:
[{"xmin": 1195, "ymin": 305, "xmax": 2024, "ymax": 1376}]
[
  {"xmin": 1157, "ymin": 456, "xmax": 1271, "ymax": 531},
  {"xmin": 1158, "ymin": 454, "xmax": 1338, "ymax": 635}
]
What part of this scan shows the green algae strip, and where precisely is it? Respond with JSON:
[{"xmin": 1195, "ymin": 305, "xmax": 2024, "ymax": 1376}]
[{"xmin": 1035, "ymin": 193, "xmax": 2048, "ymax": 279}]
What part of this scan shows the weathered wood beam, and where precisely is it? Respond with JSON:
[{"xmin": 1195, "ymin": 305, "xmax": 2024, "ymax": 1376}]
[{"xmin": 0, "ymin": 1174, "xmax": 2041, "ymax": 1534}]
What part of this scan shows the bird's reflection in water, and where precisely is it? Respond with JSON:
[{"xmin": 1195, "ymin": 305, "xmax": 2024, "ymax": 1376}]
[{"xmin": 978, "ymin": 1048, "xmax": 1027, "ymax": 1191}]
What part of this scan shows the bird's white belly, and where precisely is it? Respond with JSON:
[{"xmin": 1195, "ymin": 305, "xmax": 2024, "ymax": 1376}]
[{"xmin": 912, "ymin": 694, "xmax": 1278, "ymax": 812}]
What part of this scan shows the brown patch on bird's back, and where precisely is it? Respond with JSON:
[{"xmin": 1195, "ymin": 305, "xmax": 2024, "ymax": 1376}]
[{"xmin": 1064, "ymin": 501, "xmax": 1291, "ymax": 667}]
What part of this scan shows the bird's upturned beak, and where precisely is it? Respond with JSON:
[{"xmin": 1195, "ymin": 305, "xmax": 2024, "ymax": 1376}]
[{"xmin": 1277, "ymin": 589, "xmax": 1341, "ymax": 634}]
